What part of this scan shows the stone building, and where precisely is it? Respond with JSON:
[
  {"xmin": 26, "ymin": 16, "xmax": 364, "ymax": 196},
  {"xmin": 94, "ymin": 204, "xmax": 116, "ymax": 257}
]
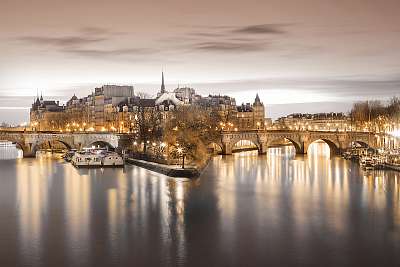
[
  {"xmin": 94, "ymin": 85, "xmax": 135, "ymax": 130},
  {"xmin": 274, "ymin": 112, "xmax": 351, "ymax": 131},
  {"xmin": 30, "ymin": 94, "xmax": 65, "ymax": 131},
  {"xmin": 194, "ymin": 94, "xmax": 237, "ymax": 128},
  {"xmin": 174, "ymin": 87, "xmax": 199, "ymax": 104},
  {"xmin": 29, "ymin": 73, "xmax": 270, "ymax": 134},
  {"xmin": 236, "ymin": 94, "xmax": 266, "ymax": 130},
  {"xmin": 64, "ymin": 94, "xmax": 95, "ymax": 130}
]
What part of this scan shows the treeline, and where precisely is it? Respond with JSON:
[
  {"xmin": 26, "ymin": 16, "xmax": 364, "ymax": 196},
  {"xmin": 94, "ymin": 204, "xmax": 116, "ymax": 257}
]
[
  {"xmin": 350, "ymin": 97, "xmax": 400, "ymax": 132},
  {"xmin": 350, "ymin": 97, "xmax": 400, "ymax": 122}
]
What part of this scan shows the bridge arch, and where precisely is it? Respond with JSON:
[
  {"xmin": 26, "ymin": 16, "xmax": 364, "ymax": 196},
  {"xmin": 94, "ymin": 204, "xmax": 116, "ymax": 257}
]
[
  {"xmin": 86, "ymin": 140, "xmax": 115, "ymax": 150},
  {"xmin": 13, "ymin": 142, "xmax": 26, "ymax": 152},
  {"xmin": 306, "ymin": 138, "xmax": 340, "ymax": 156},
  {"xmin": 0, "ymin": 134, "xmax": 28, "ymax": 155},
  {"xmin": 350, "ymin": 140, "xmax": 370, "ymax": 148},
  {"xmin": 79, "ymin": 134, "xmax": 119, "ymax": 150},
  {"xmin": 207, "ymin": 142, "xmax": 223, "ymax": 154},
  {"xmin": 232, "ymin": 139, "xmax": 260, "ymax": 153},
  {"xmin": 32, "ymin": 139, "xmax": 73, "ymax": 155},
  {"xmin": 266, "ymin": 137, "xmax": 302, "ymax": 154}
]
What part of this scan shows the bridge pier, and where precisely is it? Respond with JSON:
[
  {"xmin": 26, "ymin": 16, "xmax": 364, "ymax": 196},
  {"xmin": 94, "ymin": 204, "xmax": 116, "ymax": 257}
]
[
  {"xmin": 23, "ymin": 150, "xmax": 35, "ymax": 158},
  {"xmin": 20, "ymin": 143, "xmax": 35, "ymax": 157},
  {"xmin": 222, "ymin": 143, "xmax": 232, "ymax": 155},
  {"xmin": 258, "ymin": 143, "xmax": 268, "ymax": 155}
]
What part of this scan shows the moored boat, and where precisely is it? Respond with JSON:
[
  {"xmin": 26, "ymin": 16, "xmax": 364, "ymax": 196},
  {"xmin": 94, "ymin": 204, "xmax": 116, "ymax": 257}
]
[
  {"xmin": 63, "ymin": 149, "xmax": 77, "ymax": 162},
  {"xmin": 71, "ymin": 149, "xmax": 124, "ymax": 168}
]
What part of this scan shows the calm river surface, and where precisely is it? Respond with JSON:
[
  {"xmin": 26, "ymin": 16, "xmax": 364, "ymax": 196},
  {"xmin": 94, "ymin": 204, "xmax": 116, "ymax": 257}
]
[{"xmin": 0, "ymin": 143, "xmax": 399, "ymax": 267}]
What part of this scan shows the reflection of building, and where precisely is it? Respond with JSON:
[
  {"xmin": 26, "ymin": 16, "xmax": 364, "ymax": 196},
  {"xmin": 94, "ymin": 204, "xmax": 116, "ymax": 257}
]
[
  {"xmin": 274, "ymin": 112, "xmax": 351, "ymax": 131},
  {"xmin": 236, "ymin": 94, "xmax": 266, "ymax": 130}
]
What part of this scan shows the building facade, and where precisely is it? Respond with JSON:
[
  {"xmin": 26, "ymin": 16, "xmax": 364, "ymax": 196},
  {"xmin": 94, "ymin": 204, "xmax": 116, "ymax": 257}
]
[
  {"xmin": 236, "ymin": 94, "xmax": 266, "ymax": 130},
  {"xmin": 30, "ymin": 95, "xmax": 65, "ymax": 131},
  {"xmin": 274, "ymin": 112, "xmax": 351, "ymax": 131},
  {"xmin": 29, "ymin": 73, "xmax": 269, "ymax": 133}
]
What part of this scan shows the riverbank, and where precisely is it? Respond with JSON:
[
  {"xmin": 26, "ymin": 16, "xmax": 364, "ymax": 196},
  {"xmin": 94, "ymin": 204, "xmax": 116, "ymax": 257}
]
[{"xmin": 126, "ymin": 158, "xmax": 202, "ymax": 178}]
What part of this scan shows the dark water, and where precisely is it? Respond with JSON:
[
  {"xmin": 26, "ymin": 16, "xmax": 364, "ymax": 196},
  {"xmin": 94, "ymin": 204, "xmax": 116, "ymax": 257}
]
[{"xmin": 0, "ymin": 144, "xmax": 399, "ymax": 267}]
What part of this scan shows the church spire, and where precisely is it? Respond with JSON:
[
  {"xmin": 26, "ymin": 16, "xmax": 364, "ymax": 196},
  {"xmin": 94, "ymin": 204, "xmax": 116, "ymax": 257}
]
[
  {"xmin": 161, "ymin": 71, "xmax": 165, "ymax": 93},
  {"xmin": 254, "ymin": 93, "xmax": 261, "ymax": 105}
]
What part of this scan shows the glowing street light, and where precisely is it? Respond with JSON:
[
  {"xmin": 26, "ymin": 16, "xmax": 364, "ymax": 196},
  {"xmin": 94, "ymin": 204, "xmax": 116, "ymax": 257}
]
[{"xmin": 176, "ymin": 147, "xmax": 186, "ymax": 169}]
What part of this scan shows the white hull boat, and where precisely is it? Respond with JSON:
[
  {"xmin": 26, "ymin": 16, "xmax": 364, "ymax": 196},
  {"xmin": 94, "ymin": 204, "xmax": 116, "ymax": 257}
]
[{"xmin": 71, "ymin": 149, "xmax": 124, "ymax": 168}]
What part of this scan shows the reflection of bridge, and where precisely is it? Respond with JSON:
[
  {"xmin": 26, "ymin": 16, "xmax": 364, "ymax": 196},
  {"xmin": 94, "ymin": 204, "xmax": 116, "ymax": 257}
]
[
  {"xmin": 0, "ymin": 131, "xmax": 132, "ymax": 157},
  {"xmin": 215, "ymin": 130, "xmax": 380, "ymax": 155}
]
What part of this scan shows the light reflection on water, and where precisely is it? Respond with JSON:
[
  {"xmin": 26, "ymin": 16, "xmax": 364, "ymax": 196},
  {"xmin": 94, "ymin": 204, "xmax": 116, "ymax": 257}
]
[{"xmin": 0, "ymin": 143, "xmax": 399, "ymax": 266}]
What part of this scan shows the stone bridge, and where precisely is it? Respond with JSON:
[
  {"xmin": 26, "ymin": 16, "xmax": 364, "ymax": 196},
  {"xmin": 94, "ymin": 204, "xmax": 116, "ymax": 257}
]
[
  {"xmin": 212, "ymin": 130, "xmax": 381, "ymax": 155},
  {"xmin": 0, "ymin": 129, "xmax": 383, "ymax": 158},
  {"xmin": 0, "ymin": 131, "xmax": 132, "ymax": 157}
]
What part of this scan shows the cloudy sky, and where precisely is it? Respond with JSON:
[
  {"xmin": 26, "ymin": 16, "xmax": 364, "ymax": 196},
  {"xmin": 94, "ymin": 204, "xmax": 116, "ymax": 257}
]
[{"xmin": 1, "ymin": 0, "xmax": 400, "ymax": 123}]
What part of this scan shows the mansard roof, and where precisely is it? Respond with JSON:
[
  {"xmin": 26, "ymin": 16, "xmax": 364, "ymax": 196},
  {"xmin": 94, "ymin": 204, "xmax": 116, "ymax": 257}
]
[
  {"xmin": 155, "ymin": 92, "xmax": 183, "ymax": 106},
  {"xmin": 137, "ymin": 98, "xmax": 156, "ymax": 107}
]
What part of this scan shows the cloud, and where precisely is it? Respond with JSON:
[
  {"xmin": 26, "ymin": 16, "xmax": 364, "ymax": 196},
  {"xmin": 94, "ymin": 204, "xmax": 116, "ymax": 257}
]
[
  {"xmin": 233, "ymin": 24, "xmax": 287, "ymax": 35},
  {"xmin": 15, "ymin": 26, "xmax": 155, "ymax": 60},
  {"xmin": 194, "ymin": 41, "xmax": 268, "ymax": 52},
  {"xmin": 63, "ymin": 47, "xmax": 159, "ymax": 58},
  {"xmin": 177, "ymin": 23, "xmax": 288, "ymax": 53},
  {"xmin": 16, "ymin": 26, "xmax": 125, "ymax": 48},
  {"xmin": 18, "ymin": 36, "xmax": 106, "ymax": 47},
  {"xmin": 186, "ymin": 32, "xmax": 226, "ymax": 38},
  {"xmin": 185, "ymin": 23, "xmax": 288, "ymax": 35},
  {"xmin": 79, "ymin": 27, "xmax": 113, "ymax": 35}
]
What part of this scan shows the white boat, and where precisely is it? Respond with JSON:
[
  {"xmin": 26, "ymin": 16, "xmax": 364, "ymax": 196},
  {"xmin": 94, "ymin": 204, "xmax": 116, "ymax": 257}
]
[
  {"xmin": 71, "ymin": 149, "xmax": 124, "ymax": 168},
  {"xmin": 0, "ymin": 141, "xmax": 23, "ymax": 159},
  {"xmin": 0, "ymin": 140, "xmax": 16, "ymax": 147},
  {"xmin": 360, "ymin": 155, "xmax": 375, "ymax": 170}
]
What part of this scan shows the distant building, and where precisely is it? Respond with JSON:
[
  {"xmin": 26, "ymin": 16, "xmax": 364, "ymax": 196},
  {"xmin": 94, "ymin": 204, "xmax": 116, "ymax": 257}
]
[
  {"xmin": 94, "ymin": 85, "xmax": 135, "ymax": 130},
  {"xmin": 236, "ymin": 94, "xmax": 266, "ymax": 130},
  {"xmin": 174, "ymin": 87, "xmax": 197, "ymax": 104},
  {"xmin": 30, "ymin": 94, "xmax": 65, "ymax": 131},
  {"xmin": 274, "ymin": 112, "xmax": 350, "ymax": 131},
  {"xmin": 195, "ymin": 94, "xmax": 237, "ymax": 126},
  {"xmin": 28, "ymin": 73, "xmax": 271, "ymax": 133}
]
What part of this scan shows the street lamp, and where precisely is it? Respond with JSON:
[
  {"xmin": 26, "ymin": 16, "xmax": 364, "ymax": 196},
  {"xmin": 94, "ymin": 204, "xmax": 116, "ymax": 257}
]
[{"xmin": 177, "ymin": 147, "xmax": 185, "ymax": 169}]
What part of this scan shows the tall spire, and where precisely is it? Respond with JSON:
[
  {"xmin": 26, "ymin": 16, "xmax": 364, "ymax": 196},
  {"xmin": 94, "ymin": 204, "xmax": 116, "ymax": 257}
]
[
  {"xmin": 161, "ymin": 71, "xmax": 165, "ymax": 93},
  {"xmin": 254, "ymin": 93, "xmax": 261, "ymax": 104},
  {"xmin": 40, "ymin": 91, "xmax": 43, "ymax": 101}
]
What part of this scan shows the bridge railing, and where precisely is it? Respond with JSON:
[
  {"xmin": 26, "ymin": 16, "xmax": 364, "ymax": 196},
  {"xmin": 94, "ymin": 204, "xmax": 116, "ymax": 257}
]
[
  {"xmin": 0, "ymin": 130, "xmax": 126, "ymax": 135},
  {"xmin": 220, "ymin": 129, "xmax": 381, "ymax": 134}
]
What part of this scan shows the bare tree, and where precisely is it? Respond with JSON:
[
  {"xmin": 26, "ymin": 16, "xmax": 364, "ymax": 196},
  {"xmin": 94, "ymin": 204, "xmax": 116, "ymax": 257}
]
[
  {"xmin": 164, "ymin": 105, "xmax": 221, "ymax": 166},
  {"xmin": 136, "ymin": 107, "xmax": 162, "ymax": 152}
]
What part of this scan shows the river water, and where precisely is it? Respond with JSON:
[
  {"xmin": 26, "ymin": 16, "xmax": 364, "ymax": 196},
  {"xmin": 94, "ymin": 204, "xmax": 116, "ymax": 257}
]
[{"xmin": 0, "ymin": 143, "xmax": 399, "ymax": 267}]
